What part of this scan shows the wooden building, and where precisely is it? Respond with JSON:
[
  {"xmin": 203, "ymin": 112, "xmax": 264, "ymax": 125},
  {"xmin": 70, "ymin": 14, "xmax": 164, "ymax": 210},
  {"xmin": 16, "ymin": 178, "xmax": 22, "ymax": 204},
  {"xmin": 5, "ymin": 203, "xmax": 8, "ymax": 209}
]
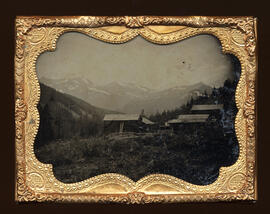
[
  {"xmin": 191, "ymin": 104, "xmax": 223, "ymax": 113},
  {"xmin": 103, "ymin": 114, "xmax": 155, "ymax": 134},
  {"xmin": 191, "ymin": 104, "xmax": 223, "ymax": 121},
  {"xmin": 167, "ymin": 114, "xmax": 209, "ymax": 132}
]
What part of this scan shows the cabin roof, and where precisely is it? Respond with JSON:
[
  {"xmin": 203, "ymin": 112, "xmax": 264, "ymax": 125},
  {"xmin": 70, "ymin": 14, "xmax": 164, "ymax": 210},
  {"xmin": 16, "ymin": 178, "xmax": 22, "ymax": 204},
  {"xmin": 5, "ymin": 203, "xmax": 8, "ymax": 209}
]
[
  {"xmin": 191, "ymin": 104, "xmax": 223, "ymax": 111},
  {"xmin": 168, "ymin": 114, "xmax": 209, "ymax": 124},
  {"xmin": 103, "ymin": 114, "xmax": 140, "ymax": 121},
  {"xmin": 142, "ymin": 117, "xmax": 155, "ymax": 125}
]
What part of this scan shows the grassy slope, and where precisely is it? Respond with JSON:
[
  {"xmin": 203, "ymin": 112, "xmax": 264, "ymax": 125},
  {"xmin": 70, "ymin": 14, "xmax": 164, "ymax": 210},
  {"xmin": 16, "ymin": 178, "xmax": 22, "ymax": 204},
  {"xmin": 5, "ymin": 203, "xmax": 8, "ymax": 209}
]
[{"xmin": 36, "ymin": 128, "xmax": 238, "ymax": 184}]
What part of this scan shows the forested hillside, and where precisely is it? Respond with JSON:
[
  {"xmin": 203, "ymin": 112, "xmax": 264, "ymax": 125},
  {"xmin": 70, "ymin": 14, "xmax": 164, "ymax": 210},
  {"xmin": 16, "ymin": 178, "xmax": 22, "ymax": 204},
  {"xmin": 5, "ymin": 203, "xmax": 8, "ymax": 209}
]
[{"xmin": 35, "ymin": 83, "xmax": 116, "ymax": 148}]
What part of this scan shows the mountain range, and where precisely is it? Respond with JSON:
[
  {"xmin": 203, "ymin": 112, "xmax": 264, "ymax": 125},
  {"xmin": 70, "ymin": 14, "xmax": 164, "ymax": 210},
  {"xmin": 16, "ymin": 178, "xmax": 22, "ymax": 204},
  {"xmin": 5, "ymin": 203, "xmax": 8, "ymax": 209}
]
[{"xmin": 39, "ymin": 77, "xmax": 212, "ymax": 115}]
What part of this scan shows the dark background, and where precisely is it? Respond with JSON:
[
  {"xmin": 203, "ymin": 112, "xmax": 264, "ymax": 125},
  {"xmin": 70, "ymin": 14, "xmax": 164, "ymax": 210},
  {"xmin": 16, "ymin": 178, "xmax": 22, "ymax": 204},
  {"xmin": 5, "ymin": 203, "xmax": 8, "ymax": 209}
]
[{"xmin": 3, "ymin": 0, "xmax": 269, "ymax": 212}]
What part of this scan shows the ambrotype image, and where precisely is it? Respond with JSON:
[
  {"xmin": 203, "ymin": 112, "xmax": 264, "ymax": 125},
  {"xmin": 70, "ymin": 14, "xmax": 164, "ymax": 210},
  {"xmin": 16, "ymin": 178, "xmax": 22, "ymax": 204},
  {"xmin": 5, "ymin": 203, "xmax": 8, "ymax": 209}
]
[{"xmin": 34, "ymin": 32, "xmax": 240, "ymax": 185}]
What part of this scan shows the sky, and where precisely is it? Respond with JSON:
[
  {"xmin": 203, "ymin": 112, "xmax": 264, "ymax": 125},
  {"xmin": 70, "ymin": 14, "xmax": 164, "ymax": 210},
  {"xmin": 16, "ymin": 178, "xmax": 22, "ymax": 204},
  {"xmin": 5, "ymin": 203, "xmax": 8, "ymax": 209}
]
[{"xmin": 36, "ymin": 32, "xmax": 234, "ymax": 90}]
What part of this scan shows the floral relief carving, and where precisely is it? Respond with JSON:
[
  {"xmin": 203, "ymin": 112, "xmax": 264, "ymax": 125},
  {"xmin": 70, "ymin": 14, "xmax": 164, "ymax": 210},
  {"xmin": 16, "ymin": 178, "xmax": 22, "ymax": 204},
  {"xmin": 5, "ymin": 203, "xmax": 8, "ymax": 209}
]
[{"xmin": 15, "ymin": 16, "xmax": 257, "ymax": 203}]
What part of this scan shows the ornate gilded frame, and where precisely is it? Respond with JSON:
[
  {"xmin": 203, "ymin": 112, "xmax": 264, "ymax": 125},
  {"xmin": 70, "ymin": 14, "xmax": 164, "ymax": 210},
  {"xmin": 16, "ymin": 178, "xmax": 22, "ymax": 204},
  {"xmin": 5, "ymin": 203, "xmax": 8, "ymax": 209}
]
[{"xmin": 15, "ymin": 16, "xmax": 257, "ymax": 203}]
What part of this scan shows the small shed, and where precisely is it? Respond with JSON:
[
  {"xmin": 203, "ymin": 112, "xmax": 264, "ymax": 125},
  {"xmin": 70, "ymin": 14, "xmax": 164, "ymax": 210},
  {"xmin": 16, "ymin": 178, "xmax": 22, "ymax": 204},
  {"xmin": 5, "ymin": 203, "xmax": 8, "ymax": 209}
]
[
  {"xmin": 142, "ymin": 117, "xmax": 156, "ymax": 132},
  {"xmin": 142, "ymin": 117, "xmax": 154, "ymax": 125}
]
